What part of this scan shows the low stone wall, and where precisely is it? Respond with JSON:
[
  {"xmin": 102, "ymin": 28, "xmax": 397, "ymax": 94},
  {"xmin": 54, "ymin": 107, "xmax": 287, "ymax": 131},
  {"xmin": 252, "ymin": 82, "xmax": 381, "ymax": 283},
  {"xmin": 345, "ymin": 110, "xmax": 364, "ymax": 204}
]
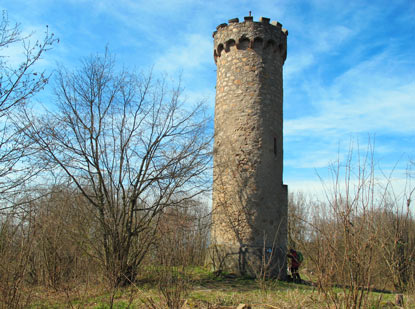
[{"xmin": 207, "ymin": 243, "xmax": 287, "ymax": 279}]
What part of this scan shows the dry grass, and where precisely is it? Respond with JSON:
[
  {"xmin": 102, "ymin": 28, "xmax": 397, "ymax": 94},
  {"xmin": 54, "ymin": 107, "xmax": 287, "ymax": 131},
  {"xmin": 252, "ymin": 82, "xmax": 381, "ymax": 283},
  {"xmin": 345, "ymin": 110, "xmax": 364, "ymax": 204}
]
[{"xmin": 24, "ymin": 269, "xmax": 415, "ymax": 308}]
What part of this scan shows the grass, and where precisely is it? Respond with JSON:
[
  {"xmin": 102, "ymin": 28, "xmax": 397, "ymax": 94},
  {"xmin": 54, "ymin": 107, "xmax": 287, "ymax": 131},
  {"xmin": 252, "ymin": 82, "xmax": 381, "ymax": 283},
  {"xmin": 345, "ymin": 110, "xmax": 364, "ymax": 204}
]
[{"xmin": 16, "ymin": 268, "xmax": 415, "ymax": 308}]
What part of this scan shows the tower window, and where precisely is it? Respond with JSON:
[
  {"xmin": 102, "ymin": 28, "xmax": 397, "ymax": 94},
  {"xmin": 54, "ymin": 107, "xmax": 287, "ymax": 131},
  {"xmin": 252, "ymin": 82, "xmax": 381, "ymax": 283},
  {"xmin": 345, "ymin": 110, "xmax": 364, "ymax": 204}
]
[
  {"xmin": 253, "ymin": 37, "xmax": 264, "ymax": 50},
  {"xmin": 217, "ymin": 44, "xmax": 224, "ymax": 56},
  {"xmin": 238, "ymin": 38, "xmax": 250, "ymax": 50},
  {"xmin": 225, "ymin": 39, "xmax": 236, "ymax": 52},
  {"xmin": 274, "ymin": 137, "xmax": 277, "ymax": 156},
  {"xmin": 265, "ymin": 40, "xmax": 276, "ymax": 51}
]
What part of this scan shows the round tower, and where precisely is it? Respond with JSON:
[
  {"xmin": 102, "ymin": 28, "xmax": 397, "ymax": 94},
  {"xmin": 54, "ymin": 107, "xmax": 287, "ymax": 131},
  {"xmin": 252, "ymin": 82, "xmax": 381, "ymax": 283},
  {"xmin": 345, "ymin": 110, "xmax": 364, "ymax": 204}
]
[{"xmin": 211, "ymin": 16, "xmax": 288, "ymax": 278}]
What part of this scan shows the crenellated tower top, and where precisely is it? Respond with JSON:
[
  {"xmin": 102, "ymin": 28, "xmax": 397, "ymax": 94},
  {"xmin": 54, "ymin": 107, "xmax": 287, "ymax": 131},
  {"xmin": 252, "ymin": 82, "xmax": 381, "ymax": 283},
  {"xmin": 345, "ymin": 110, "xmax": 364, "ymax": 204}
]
[{"xmin": 213, "ymin": 16, "xmax": 288, "ymax": 64}]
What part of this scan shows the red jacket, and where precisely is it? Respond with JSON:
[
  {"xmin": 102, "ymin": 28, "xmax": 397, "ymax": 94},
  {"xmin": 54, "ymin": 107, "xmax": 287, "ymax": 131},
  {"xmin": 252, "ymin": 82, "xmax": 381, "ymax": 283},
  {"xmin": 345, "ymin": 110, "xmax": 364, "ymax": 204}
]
[{"xmin": 288, "ymin": 251, "xmax": 300, "ymax": 268}]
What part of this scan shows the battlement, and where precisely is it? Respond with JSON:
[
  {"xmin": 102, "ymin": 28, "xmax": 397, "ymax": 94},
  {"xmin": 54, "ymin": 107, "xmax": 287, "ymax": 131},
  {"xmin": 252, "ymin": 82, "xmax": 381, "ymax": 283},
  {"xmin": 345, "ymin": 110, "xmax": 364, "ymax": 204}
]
[{"xmin": 213, "ymin": 16, "xmax": 288, "ymax": 64}]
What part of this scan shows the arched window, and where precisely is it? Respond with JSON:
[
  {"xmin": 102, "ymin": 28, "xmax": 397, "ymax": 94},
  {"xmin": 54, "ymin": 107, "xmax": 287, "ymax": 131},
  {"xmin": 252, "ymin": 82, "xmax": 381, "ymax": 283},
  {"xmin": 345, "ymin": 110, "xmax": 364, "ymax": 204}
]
[
  {"xmin": 238, "ymin": 37, "xmax": 250, "ymax": 50},
  {"xmin": 225, "ymin": 39, "xmax": 236, "ymax": 52},
  {"xmin": 217, "ymin": 44, "xmax": 224, "ymax": 56},
  {"xmin": 265, "ymin": 40, "xmax": 276, "ymax": 52},
  {"xmin": 253, "ymin": 37, "xmax": 263, "ymax": 50}
]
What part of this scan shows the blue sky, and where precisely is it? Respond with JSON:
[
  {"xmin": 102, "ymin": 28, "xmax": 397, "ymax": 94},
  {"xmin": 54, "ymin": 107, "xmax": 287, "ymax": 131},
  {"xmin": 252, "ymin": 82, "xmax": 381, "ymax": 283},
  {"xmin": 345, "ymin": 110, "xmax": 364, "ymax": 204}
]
[{"xmin": 2, "ymin": 0, "xmax": 414, "ymax": 197}]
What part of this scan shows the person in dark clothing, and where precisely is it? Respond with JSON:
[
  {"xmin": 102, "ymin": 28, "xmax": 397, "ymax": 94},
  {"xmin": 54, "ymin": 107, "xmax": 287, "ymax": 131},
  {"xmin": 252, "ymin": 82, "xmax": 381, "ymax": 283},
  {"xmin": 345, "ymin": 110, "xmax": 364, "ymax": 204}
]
[{"xmin": 287, "ymin": 248, "xmax": 302, "ymax": 283}]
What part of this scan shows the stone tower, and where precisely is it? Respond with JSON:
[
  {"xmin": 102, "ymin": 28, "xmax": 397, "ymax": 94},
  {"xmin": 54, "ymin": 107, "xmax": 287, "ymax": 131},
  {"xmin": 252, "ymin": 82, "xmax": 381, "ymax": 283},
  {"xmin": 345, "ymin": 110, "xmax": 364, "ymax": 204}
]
[{"xmin": 211, "ymin": 16, "xmax": 288, "ymax": 278}]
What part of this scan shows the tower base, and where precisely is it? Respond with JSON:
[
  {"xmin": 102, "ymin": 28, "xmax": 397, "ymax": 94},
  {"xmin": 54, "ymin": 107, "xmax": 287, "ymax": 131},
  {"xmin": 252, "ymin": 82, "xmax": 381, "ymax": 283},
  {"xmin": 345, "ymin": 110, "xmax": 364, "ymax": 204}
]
[{"xmin": 207, "ymin": 244, "xmax": 287, "ymax": 279}]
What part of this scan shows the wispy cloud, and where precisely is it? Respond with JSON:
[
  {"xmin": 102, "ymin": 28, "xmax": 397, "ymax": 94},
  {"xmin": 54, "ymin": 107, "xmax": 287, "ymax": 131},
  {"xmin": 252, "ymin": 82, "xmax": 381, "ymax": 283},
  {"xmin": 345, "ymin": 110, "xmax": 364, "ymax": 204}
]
[
  {"xmin": 154, "ymin": 34, "xmax": 212, "ymax": 75},
  {"xmin": 286, "ymin": 49, "xmax": 415, "ymax": 137},
  {"xmin": 282, "ymin": 0, "xmax": 414, "ymax": 178},
  {"xmin": 2, "ymin": 0, "xmax": 414, "ymax": 193},
  {"xmin": 284, "ymin": 52, "xmax": 314, "ymax": 79}
]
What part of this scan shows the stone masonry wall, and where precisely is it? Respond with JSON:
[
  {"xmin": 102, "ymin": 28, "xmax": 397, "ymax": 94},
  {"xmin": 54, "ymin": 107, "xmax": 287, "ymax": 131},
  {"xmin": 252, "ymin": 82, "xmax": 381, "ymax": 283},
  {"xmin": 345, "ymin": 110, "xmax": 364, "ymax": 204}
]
[{"xmin": 211, "ymin": 16, "xmax": 288, "ymax": 277}]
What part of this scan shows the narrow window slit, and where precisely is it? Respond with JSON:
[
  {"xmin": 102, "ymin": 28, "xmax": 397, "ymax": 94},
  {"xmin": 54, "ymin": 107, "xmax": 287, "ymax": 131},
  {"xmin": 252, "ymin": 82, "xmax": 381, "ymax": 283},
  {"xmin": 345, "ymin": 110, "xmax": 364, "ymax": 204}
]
[{"xmin": 273, "ymin": 137, "xmax": 277, "ymax": 156}]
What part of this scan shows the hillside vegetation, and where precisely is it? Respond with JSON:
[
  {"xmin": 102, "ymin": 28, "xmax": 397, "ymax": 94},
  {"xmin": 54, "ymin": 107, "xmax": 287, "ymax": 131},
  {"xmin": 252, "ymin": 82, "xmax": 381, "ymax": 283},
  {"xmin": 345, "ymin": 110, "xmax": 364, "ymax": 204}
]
[{"xmin": 1, "ymin": 11, "xmax": 414, "ymax": 309}]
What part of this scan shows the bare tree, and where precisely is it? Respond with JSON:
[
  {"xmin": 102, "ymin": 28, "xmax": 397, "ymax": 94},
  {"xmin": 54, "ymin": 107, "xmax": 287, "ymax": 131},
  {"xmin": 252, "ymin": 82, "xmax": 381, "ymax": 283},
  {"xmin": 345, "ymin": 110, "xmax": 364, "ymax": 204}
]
[
  {"xmin": 0, "ymin": 10, "xmax": 56, "ymax": 206},
  {"xmin": 23, "ymin": 51, "xmax": 212, "ymax": 286}
]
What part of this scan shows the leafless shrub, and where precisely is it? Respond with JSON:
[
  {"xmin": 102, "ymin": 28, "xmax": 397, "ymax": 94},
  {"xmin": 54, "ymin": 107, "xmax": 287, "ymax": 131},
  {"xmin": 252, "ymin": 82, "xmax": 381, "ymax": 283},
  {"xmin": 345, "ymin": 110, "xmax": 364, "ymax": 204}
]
[
  {"xmin": 154, "ymin": 200, "xmax": 210, "ymax": 266},
  {"xmin": 372, "ymin": 162, "xmax": 415, "ymax": 292},
  {"xmin": 0, "ymin": 211, "xmax": 34, "ymax": 308},
  {"xmin": 288, "ymin": 192, "xmax": 312, "ymax": 250},
  {"xmin": 151, "ymin": 200, "xmax": 210, "ymax": 308},
  {"xmin": 27, "ymin": 187, "xmax": 98, "ymax": 289},
  {"xmin": 156, "ymin": 265, "xmax": 192, "ymax": 309},
  {"xmin": 287, "ymin": 141, "xmax": 415, "ymax": 307}
]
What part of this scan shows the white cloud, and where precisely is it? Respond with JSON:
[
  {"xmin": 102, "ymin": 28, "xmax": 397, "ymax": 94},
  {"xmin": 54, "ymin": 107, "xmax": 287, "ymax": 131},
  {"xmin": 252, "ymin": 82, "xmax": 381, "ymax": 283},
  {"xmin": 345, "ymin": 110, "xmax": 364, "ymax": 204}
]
[
  {"xmin": 286, "ymin": 159, "xmax": 413, "ymax": 206},
  {"xmin": 314, "ymin": 25, "xmax": 353, "ymax": 53},
  {"xmin": 3, "ymin": 0, "xmax": 414, "ymax": 196},
  {"xmin": 286, "ymin": 179, "xmax": 325, "ymax": 199},
  {"xmin": 154, "ymin": 33, "xmax": 211, "ymax": 74},
  {"xmin": 183, "ymin": 88, "xmax": 215, "ymax": 108},
  {"xmin": 284, "ymin": 52, "xmax": 314, "ymax": 79},
  {"xmin": 151, "ymin": 32, "xmax": 214, "ymax": 98},
  {"xmin": 285, "ymin": 46, "xmax": 415, "ymax": 138},
  {"xmin": 0, "ymin": 23, "xmax": 55, "ymax": 69}
]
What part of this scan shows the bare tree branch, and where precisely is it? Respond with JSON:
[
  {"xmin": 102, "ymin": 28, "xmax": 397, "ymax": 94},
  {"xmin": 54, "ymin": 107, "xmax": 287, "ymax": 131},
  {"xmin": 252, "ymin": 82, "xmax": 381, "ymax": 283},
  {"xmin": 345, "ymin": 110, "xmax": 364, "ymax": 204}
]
[
  {"xmin": 0, "ymin": 11, "xmax": 57, "ymax": 208},
  {"xmin": 23, "ymin": 50, "xmax": 212, "ymax": 286}
]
